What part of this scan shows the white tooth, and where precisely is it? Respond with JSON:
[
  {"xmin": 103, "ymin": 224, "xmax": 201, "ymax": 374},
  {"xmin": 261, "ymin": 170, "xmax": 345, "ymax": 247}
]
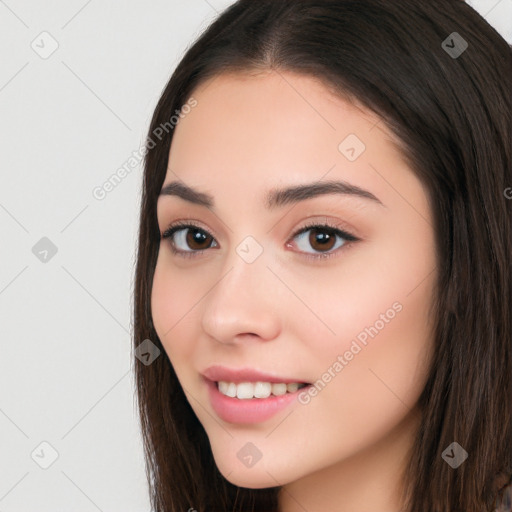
[
  {"xmin": 286, "ymin": 382, "xmax": 299, "ymax": 393},
  {"xmin": 226, "ymin": 382, "xmax": 237, "ymax": 398},
  {"xmin": 236, "ymin": 382, "xmax": 255, "ymax": 399},
  {"xmin": 217, "ymin": 381, "xmax": 303, "ymax": 398},
  {"xmin": 254, "ymin": 381, "xmax": 272, "ymax": 398},
  {"xmin": 271, "ymin": 383, "xmax": 287, "ymax": 396},
  {"xmin": 218, "ymin": 381, "xmax": 229, "ymax": 394}
]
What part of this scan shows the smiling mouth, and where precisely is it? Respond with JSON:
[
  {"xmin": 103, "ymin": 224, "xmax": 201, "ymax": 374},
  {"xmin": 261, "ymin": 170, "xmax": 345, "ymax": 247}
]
[{"xmin": 216, "ymin": 381, "xmax": 309, "ymax": 399}]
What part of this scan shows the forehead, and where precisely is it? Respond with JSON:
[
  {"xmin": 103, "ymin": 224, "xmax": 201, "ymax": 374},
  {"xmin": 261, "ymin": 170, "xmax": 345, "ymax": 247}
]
[
  {"xmin": 178, "ymin": 70, "xmax": 385, "ymax": 140},
  {"xmin": 168, "ymin": 71, "xmax": 398, "ymax": 163},
  {"xmin": 160, "ymin": 70, "xmax": 418, "ymax": 217}
]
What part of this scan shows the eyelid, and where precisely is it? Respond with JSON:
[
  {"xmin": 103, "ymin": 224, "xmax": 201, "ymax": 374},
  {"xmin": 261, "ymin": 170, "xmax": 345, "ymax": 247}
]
[
  {"xmin": 288, "ymin": 216, "xmax": 360, "ymax": 241},
  {"xmin": 162, "ymin": 218, "xmax": 219, "ymax": 240},
  {"xmin": 161, "ymin": 215, "xmax": 360, "ymax": 240}
]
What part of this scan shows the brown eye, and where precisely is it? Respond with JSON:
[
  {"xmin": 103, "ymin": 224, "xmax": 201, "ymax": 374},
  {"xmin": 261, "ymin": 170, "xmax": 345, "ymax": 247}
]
[
  {"xmin": 184, "ymin": 227, "xmax": 214, "ymax": 250},
  {"xmin": 161, "ymin": 224, "xmax": 218, "ymax": 254},
  {"xmin": 161, "ymin": 221, "xmax": 359, "ymax": 261},
  {"xmin": 306, "ymin": 227, "xmax": 337, "ymax": 252},
  {"xmin": 292, "ymin": 224, "xmax": 357, "ymax": 257}
]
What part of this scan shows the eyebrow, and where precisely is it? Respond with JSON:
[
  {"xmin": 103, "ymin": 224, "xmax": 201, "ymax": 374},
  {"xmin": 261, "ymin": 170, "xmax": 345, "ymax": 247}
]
[{"xmin": 158, "ymin": 179, "xmax": 384, "ymax": 209}]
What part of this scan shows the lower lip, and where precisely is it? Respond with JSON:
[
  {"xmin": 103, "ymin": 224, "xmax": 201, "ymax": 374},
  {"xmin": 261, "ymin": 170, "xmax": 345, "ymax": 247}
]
[{"xmin": 205, "ymin": 378, "xmax": 309, "ymax": 424}]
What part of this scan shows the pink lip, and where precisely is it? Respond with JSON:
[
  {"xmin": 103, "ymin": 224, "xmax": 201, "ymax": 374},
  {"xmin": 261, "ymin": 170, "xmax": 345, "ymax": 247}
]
[
  {"xmin": 201, "ymin": 365, "xmax": 311, "ymax": 424},
  {"xmin": 201, "ymin": 364, "xmax": 308, "ymax": 384},
  {"xmin": 204, "ymin": 378, "xmax": 310, "ymax": 424}
]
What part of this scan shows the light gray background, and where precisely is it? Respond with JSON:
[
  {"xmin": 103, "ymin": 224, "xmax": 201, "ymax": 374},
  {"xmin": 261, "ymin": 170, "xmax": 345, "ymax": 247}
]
[{"xmin": 0, "ymin": 1, "xmax": 510, "ymax": 510}]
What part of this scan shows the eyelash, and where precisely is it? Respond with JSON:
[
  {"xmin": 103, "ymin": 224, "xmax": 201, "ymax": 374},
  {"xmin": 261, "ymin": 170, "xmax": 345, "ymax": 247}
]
[{"xmin": 160, "ymin": 219, "xmax": 359, "ymax": 262}]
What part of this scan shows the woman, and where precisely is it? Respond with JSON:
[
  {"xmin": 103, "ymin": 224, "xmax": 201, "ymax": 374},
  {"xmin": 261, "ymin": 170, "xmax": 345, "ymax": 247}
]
[{"xmin": 133, "ymin": 1, "xmax": 512, "ymax": 510}]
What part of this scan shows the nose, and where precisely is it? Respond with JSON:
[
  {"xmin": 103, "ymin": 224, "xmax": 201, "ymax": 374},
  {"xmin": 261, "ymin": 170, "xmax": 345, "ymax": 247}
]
[{"xmin": 200, "ymin": 249, "xmax": 282, "ymax": 345}]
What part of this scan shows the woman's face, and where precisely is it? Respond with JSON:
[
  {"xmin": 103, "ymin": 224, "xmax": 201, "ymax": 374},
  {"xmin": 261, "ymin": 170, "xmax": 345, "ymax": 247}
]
[{"xmin": 152, "ymin": 70, "xmax": 437, "ymax": 492}]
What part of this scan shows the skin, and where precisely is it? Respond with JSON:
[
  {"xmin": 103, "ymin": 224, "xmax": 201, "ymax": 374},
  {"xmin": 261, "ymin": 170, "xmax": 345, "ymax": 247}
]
[{"xmin": 151, "ymin": 69, "xmax": 437, "ymax": 512}]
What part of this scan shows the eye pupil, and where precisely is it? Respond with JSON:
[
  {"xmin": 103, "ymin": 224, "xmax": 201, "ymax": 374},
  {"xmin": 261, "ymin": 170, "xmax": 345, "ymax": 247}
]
[
  {"xmin": 187, "ymin": 228, "xmax": 212, "ymax": 249},
  {"xmin": 309, "ymin": 228, "xmax": 336, "ymax": 251}
]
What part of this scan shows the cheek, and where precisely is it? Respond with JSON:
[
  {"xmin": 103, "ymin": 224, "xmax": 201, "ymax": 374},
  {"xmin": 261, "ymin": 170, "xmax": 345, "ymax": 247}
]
[
  {"xmin": 150, "ymin": 255, "xmax": 200, "ymax": 360},
  {"xmin": 291, "ymin": 275, "xmax": 434, "ymax": 461},
  {"xmin": 283, "ymin": 235, "xmax": 435, "ymax": 358},
  {"xmin": 290, "ymin": 228, "xmax": 435, "ymax": 413}
]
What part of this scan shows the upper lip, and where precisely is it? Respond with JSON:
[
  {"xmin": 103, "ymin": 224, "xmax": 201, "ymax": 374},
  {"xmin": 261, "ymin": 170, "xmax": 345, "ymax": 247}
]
[{"xmin": 202, "ymin": 365, "xmax": 309, "ymax": 384}]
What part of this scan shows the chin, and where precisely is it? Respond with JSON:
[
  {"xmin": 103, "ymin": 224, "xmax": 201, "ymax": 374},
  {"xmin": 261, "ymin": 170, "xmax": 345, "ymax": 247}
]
[
  {"xmin": 221, "ymin": 470, "xmax": 279, "ymax": 489},
  {"xmin": 212, "ymin": 452, "xmax": 285, "ymax": 489}
]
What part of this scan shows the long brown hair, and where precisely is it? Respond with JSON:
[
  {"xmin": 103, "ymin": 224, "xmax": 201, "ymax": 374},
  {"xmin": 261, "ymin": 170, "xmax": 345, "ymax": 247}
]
[{"xmin": 132, "ymin": 1, "xmax": 512, "ymax": 510}]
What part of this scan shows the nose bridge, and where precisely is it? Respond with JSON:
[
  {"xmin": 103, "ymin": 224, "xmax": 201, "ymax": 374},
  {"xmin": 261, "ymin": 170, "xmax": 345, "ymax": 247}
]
[
  {"xmin": 214, "ymin": 230, "xmax": 271, "ymax": 299},
  {"xmin": 200, "ymin": 236, "xmax": 281, "ymax": 342}
]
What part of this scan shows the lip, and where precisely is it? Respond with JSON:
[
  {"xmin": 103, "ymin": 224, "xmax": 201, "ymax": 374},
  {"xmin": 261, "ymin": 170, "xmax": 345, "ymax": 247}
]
[
  {"xmin": 201, "ymin": 365, "xmax": 311, "ymax": 424},
  {"xmin": 204, "ymin": 378, "xmax": 311, "ymax": 424},
  {"xmin": 201, "ymin": 364, "xmax": 309, "ymax": 384}
]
